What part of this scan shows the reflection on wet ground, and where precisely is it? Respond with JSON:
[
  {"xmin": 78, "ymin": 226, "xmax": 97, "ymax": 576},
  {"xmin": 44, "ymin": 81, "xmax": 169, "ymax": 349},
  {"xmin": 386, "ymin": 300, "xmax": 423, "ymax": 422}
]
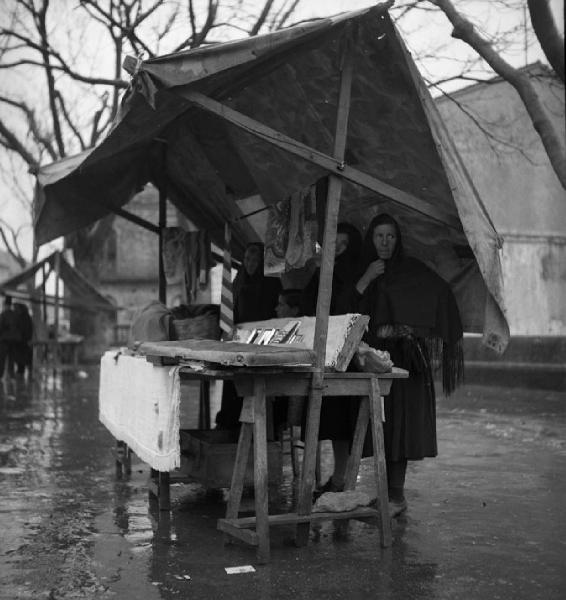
[{"xmin": 0, "ymin": 369, "xmax": 565, "ymax": 599}]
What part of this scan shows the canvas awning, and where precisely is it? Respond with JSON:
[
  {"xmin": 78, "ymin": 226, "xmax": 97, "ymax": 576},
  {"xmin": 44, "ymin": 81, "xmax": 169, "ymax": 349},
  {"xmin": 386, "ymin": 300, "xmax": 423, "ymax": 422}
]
[{"xmin": 34, "ymin": 2, "xmax": 509, "ymax": 351}]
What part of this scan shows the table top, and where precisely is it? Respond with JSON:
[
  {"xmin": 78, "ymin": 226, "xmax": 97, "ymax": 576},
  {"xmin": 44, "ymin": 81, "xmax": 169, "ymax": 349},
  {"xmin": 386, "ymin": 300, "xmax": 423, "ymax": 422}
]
[
  {"xmin": 179, "ymin": 365, "xmax": 408, "ymax": 380},
  {"xmin": 138, "ymin": 339, "xmax": 315, "ymax": 367}
]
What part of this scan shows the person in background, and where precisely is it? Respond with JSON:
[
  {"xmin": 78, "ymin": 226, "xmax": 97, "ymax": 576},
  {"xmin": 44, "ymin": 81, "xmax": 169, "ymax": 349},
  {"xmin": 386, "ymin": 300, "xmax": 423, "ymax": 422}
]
[
  {"xmin": 356, "ymin": 213, "xmax": 464, "ymax": 517},
  {"xmin": 215, "ymin": 242, "xmax": 282, "ymax": 429},
  {"xmin": 13, "ymin": 303, "xmax": 33, "ymax": 378},
  {"xmin": 301, "ymin": 222, "xmax": 363, "ymax": 497},
  {"xmin": 0, "ymin": 295, "xmax": 20, "ymax": 380},
  {"xmin": 232, "ymin": 242, "xmax": 282, "ymax": 324},
  {"xmin": 301, "ymin": 222, "xmax": 362, "ymax": 318},
  {"xmin": 275, "ymin": 289, "xmax": 302, "ymax": 319}
]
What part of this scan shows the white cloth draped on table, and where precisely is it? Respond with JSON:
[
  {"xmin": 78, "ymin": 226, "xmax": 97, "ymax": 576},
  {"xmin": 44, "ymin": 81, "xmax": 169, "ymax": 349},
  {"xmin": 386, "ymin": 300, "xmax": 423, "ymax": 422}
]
[{"xmin": 99, "ymin": 351, "xmax": 181, "ymax": 471}]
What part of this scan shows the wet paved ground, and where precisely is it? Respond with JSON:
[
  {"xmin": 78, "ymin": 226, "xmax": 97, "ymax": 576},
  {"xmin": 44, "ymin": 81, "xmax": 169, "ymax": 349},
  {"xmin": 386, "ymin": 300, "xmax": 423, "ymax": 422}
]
[{"xmin": 0, "ymin": 369, "xmax": 565, "ymax": 599}]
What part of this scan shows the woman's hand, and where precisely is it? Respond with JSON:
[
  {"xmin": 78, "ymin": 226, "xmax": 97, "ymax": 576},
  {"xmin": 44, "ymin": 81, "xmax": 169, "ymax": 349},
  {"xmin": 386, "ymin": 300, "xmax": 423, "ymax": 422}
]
[{"xmin": 356, "ymin": 260, "xmax": 385, "ymax": 294}]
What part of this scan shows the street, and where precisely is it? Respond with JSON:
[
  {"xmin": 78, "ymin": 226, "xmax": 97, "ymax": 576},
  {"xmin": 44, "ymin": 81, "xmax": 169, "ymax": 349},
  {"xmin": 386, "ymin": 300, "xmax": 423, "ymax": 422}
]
[{"xmin": 1, "ymin": 369, "xmax": 565, "ymax": 600}]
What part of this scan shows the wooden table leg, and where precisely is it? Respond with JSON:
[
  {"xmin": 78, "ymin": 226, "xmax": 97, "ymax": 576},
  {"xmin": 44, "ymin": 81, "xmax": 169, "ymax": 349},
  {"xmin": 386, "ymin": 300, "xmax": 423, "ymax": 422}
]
[
  {"xmin": 369, "ymin": 378, "xmax": 392, "ymax": 547},
  {"xmin": 115, "ymin": 440, "xmax": 132, "ymax": 477},
  {"xmin": 344, "ymin": 397, "xmax": 370, "ymax": 490},
  {"xmin": 158, "ymin": 471, "xmax": 170, "ymax": 511},
  {"xmin": 199, "ymin": 380, "xmax": 211, "ymax": 430},
  {"xmin": 252, "ymin": 377, "xmax": 270, "ymax": 563},
  {"xmin": 225, "ymin": 418, "xmax": 253, "ymax": 522},
  {"xmin": 295, "ymin": 375, "xmax": 323, "ymax": 546}
]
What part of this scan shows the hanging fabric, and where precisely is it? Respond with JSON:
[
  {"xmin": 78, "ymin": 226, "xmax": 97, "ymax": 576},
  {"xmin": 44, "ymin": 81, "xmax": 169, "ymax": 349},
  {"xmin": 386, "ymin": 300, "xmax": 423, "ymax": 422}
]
[
  {"xmin": 264, "ymin": 197, "xmax": 289, "ymax": 275},
  {"xmin": 219, "ymin": 222, "xmax": 234, "ymax": 338},
  {"xmin": 285, "ymin": 184, "xmax": 317, "ymax": 271},
  {"xmin": 162, "ymin": 227, "xmax": 212, "ymax": 304},
  {"xmin": 264, "ymin": 182, "xmax": 318, "ymax": 275},
  {"xmin": 162, "ymin": 227, "xmax": 186, "ymax": 284},
  {"xmin": 184, "ymin": 231, "xmax": 200, "ymax": 303}
]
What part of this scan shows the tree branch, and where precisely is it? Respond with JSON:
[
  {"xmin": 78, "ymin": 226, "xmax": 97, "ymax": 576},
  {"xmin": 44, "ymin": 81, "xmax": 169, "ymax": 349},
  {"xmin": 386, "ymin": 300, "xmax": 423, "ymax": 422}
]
[
  {"xmin": 55, "ymin": 91, "xmax": 87, "ymax": 150},
  {"xmin": 34, "ymin": 0, "xmax": 66, "ymax": 157},
  {"xmin": 0, "ymin": 116, "xmax": 39, "ymax": 168},
  {"xmin": 78, "ymin": 0, "xmax": 155, "ymax": 58},
  {"xmin": 0, "ymin": 221, "xmax": 28, "ymax": 268},
  {"xmin": 276, "ymin": 0, "xmax": 302, "ymax": 29},
  {"xmin": 193, "ymin": 0, "xmax": 218, "ymax": 48},
  {"xmin": 0, "ymin": 94, "xmax": 57, "ymax": 159},
  {"xmin": 527, "ymin": 0, "xmax": 564, "ymax": 82},
  {"xmin": 432, "ymin": 0, "xmax": 566, "ymax": 190},
  {"xmin": 90, "ymin": 92, "xmax": 109, "ymax": 147},
  {"xmin": 428, "ymin": 80, "xmax": 540, "ymax": 165},
  {"xmin": 250, "ymin": 0, "xmax": 275, "ymax": 36}
]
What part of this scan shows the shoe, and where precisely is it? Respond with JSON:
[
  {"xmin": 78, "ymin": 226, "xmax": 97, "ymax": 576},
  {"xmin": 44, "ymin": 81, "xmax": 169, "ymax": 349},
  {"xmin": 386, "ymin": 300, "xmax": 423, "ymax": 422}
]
[
  {"xmin": 313, "ymin": 477, "xmax": 344, "ymax": 501},
  {"xmin": 389, "ymin": 498, "xmax": 408, "ymax": 518}
]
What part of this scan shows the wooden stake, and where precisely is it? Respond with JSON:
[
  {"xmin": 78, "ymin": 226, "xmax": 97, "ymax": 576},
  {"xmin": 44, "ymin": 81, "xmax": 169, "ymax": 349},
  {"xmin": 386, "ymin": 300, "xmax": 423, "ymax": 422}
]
[
  {"xmin": 158, "ymin": 187, "xmax": 167, "ymax": 304},
  {"xmin": 296, "ymin": 26, "xmax": 355, "ymax": 546}
]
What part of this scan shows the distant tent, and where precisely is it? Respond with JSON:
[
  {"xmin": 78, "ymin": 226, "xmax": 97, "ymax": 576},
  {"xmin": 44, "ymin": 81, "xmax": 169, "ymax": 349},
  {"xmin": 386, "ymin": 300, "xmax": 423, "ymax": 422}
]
[{"xmin": 0, "ymin": 250, "xmax": 116, "ymax": 314}]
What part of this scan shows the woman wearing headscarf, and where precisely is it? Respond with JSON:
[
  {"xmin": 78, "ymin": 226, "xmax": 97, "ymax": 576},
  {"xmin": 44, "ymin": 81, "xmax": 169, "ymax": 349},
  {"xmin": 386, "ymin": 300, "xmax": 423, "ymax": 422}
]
[
  {"xmin": 215, "ymin": 242, "xmax": 282, "ymax": 429},
  {"xmin": 301, "ymin": 222, "xmax": 362, "ymax": 318},
  {"xmin": 232, "ymin": 242, "xmax": 281, "ymax": 324},
  {"xmin": 355, "ymin": 214, "xmax": 464, "ymax": 517},
  {"xmin": 302, "ymin": 222, "xmax": 363, "ymax": 496}
]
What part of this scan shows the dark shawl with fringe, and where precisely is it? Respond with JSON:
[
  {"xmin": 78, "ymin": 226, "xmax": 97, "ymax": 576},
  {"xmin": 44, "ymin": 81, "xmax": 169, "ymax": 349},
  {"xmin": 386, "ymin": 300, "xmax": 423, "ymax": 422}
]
[{"xmin": 358, "ymin": 216, "xmax": 464, "ymax": 395}]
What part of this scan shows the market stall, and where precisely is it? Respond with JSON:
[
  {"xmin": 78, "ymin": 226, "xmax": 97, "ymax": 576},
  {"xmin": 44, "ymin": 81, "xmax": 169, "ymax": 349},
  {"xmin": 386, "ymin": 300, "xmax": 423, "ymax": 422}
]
[{"xmin": 34, "ymin": 2, "xmax": 509, "ymax": 561}]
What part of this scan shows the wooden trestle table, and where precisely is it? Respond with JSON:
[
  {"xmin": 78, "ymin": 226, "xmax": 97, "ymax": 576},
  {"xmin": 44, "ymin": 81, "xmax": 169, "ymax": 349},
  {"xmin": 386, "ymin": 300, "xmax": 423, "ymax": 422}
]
[{"xmin": 176, "ymin": 364, "xmax": 408, "ymax": 563}]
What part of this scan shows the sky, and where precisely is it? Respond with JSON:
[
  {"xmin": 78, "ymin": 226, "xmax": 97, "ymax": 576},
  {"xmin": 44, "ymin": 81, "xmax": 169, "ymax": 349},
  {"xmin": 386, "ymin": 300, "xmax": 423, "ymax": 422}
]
[{"xmin": 0, "ymin": 0, "xmax": 564, "ymax": 262}]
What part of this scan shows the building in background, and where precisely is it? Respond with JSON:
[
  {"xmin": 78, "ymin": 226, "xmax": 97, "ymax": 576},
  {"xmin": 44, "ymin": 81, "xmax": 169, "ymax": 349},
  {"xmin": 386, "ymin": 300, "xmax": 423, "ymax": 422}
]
[
  {"xmin": 96, "ymin": 185, "xmax": 221, "ymax": 345},
  {"xmin": 436, "ymin": 63, "xmax": 566, "ymax": 336}
]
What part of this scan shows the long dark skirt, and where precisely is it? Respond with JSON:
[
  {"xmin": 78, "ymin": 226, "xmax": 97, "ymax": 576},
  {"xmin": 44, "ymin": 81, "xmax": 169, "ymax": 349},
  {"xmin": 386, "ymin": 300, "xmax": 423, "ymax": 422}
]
[
  {"xmin": 360, "ymin": 336, "xmax": 437, "ymax": 459},
  {"xmin": 381, "ymin": 337, "xmax": 437, "ymax": 461}
]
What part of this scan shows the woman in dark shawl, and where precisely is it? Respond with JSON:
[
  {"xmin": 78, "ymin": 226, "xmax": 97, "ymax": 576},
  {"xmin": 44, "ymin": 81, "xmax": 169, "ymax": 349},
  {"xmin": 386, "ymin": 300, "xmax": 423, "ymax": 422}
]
[
  {"xmin": 301, "ymin": 222, "xmax": 362, "ymax": 317},
  {"xmin": 301, "ymin": 222, "xmax": 363, "ymax": 496},
  {"xmin": 215, "ymin": 242, "xmax": 282, "ymax": 429},
  {"xmin": 356, "ymin": 214, "xmax": 464, "ymax": 517},
  {"xmin": 232, "ymin": 242, "xmax": 281, "ymax": 323}
]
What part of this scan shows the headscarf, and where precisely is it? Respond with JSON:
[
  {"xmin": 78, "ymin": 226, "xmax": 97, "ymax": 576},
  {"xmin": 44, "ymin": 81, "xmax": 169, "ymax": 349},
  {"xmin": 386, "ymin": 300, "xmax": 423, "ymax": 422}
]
[
  {"xmin": 360, "ymin": 213, "xmax": 404, "ymax": 268},
  {"xmin": 334, "ymin": 222, "xmax": 362, "ymax": 281},
  {"xmin": 359, "ymin": 214, "xmax": 464, "ymax": 394},
  {"xmin": 301, "ymin": 222, "xmax": 362, "ymax": 316}
]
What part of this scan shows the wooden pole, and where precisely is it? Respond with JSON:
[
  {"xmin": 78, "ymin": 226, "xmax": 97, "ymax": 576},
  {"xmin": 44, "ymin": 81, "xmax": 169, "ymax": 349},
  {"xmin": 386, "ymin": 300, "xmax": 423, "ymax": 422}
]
[
  {"xmin": 296, "ymin": 27, "xmax": 355, "ymax": 545},
  {"xmin": 41, "ymin": 262, "xmax": 48, "ymax": 323},
  {"xmin": 158, "ymin": 188, "xmax": 167, "ymax": 304},
  {"xmin": 53, "ymin": 251, "xmax": 61, "ymax": 366}
]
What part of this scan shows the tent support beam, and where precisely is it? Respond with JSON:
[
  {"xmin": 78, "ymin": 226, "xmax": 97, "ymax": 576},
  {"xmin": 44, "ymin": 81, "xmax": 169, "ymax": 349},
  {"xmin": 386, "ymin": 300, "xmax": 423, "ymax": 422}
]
[
  {"xmin": 158, "ymin": 188, "xmax": 167, "ymax": 303},
  {"xmin": 110, "ymin": 205, "xmax": 159, "ymax": 235},
  {"xmin": 296, "ymin": 28, "xmax": 354, "ymax": 546},
  {"xmin": 182, "ymin": 90, "xmax": 461, "ymax": 231}
]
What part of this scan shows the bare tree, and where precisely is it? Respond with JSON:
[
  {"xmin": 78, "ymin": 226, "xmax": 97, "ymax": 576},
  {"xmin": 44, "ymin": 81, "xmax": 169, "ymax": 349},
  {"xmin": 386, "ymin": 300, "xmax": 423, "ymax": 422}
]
[
  {"xmin": 0, "ymin": 0, "xmax": 303, "ymax": 272},
  {"xmin": 527, "ymin": 0, "xmax": 564, "ymax": 82},
  {"xmin": 1, "ymin": 0, "xmax": 565, "ymax": 275},
  {"xmin": 391, "ymin": 0, "xmax": 566, "ymax": 190}
]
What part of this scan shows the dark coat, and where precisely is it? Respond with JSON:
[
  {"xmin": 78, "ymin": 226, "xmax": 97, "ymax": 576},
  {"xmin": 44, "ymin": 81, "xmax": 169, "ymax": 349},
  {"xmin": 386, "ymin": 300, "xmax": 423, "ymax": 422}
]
[{"xmin": 358, "ymin": 214, "xmax": 463, "ymax": 460}]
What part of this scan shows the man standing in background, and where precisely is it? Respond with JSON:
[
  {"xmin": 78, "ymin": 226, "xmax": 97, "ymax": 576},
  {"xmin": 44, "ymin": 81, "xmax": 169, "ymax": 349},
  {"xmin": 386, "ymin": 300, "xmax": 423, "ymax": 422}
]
[{"xmin": 0, "ymin": 295, "xmax": 20, "ymax": 380}]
